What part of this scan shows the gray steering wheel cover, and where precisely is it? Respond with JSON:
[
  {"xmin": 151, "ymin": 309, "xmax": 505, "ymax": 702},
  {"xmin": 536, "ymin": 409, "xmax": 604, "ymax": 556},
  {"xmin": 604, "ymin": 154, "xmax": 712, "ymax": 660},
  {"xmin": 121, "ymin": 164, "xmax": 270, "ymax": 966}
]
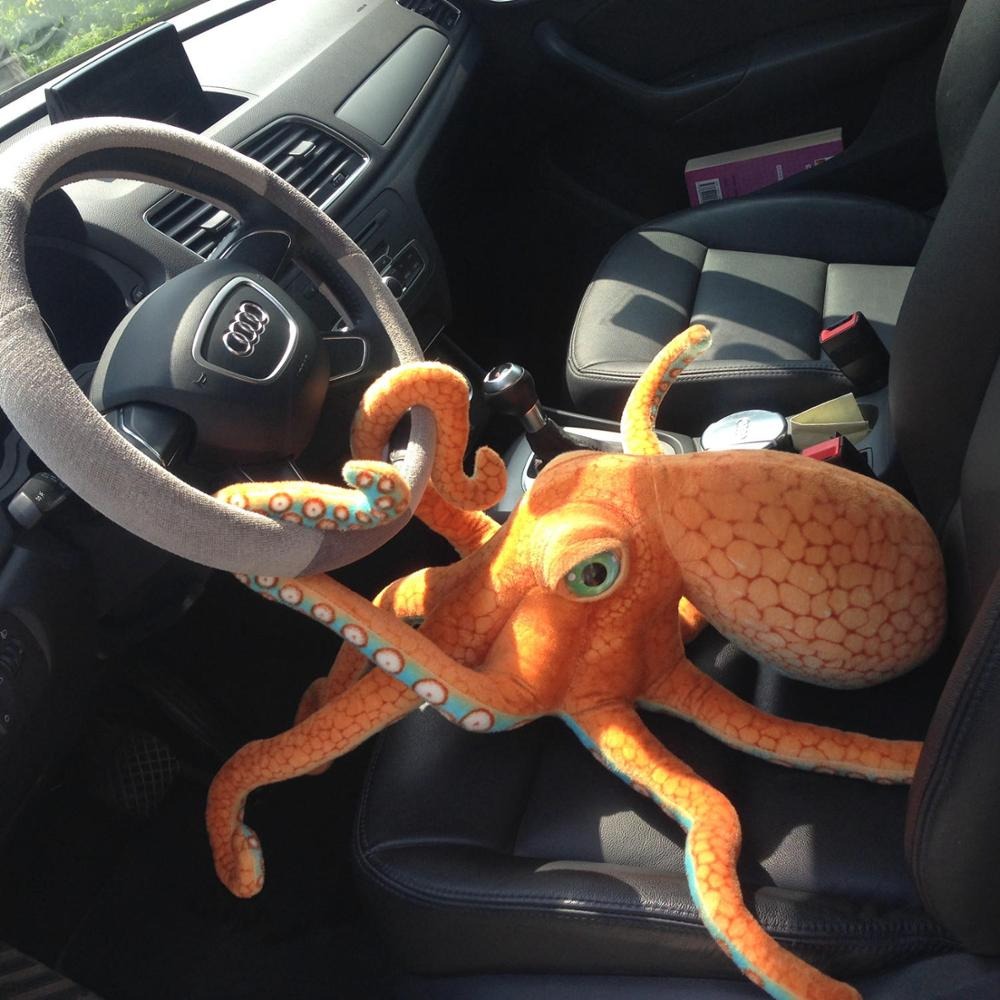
[{"xmin": 0, "ymin": 118, "xmax": 432, "ymax": 575}]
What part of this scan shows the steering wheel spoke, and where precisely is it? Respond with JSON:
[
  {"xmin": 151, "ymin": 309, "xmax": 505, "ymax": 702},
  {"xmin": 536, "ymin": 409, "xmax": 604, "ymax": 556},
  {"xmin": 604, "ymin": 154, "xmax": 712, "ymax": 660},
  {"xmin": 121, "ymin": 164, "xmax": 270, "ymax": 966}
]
[
  {"xmin": 233, "ymin": 458, "xmax": 307, "ymax": 485},
  {"xmin": 216, "ymin": 225, "xmax": 294, "ymax": 281},
  {"xmin": 104, "ymin": 403, "xmax": 194, "ymax": 469}
]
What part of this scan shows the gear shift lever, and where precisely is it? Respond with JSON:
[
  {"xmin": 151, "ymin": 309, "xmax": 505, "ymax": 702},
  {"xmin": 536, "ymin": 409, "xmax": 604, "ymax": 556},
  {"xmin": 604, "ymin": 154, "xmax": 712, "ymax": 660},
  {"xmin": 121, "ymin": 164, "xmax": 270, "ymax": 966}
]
[
  {"xmin": 482, "ymin": 363, "xmax": 546, "ymax": 431},
  {"xmin": 483, "ymin": 362, "xmax": 608, "ymax": 470}
]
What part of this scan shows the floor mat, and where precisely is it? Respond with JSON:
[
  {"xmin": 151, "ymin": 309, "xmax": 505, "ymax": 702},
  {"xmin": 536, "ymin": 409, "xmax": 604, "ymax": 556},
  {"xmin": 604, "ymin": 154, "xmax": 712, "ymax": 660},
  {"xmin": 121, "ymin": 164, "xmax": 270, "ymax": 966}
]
[
  {"xmin": 55, "ymin": 764, "xmax": 390, "ymax": 1000},
  {"xmin": 0, "ymin": 565, "xmax": 415, "ymax": 1000}
]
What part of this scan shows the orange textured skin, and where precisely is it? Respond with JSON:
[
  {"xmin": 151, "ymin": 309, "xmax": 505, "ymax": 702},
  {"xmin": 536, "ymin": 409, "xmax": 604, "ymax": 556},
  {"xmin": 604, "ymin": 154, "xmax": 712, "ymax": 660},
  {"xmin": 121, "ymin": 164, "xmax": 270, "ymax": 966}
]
[
  {"xmin": 208, "ymin": 328, "xmax": 946, "ymax": 1000},
  {"xmin": 351, "ymin": 361, "xmax": 507, "ymax": 511},
  {"xmin": 620, "ymin": 324, "xmax": 713, "ymax": 457}
]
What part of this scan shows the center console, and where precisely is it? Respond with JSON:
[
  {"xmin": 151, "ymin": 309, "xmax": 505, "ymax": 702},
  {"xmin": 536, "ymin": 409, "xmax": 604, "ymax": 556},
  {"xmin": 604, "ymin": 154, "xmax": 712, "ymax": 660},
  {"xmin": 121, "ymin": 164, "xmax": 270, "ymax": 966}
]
[
  {"xmin": 495, "ymin": 408, "xmax": 695, "ymax": 517},
  {"xmin": 478, "ymin": 359, "xmax": 897, "ymax": 520}
]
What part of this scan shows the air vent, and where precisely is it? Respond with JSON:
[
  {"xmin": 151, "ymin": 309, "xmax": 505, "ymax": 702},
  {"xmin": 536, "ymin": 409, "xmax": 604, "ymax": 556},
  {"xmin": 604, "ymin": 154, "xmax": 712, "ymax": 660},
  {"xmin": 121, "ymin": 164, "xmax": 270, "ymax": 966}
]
[
  {"xmin": 397, "ymin": 0, "xmax": 461, "ymax": 31},
  {"xmin": 147, "ymin": 118, "xmax": 368, "ymax": 258}
]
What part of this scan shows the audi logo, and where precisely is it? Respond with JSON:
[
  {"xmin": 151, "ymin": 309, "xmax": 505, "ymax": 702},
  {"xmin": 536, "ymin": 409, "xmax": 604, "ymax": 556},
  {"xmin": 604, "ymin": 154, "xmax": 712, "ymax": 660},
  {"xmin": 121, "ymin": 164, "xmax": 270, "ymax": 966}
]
[{"xmin": 222, "ymin": 301, "xmax": 270, "ymax": 357}]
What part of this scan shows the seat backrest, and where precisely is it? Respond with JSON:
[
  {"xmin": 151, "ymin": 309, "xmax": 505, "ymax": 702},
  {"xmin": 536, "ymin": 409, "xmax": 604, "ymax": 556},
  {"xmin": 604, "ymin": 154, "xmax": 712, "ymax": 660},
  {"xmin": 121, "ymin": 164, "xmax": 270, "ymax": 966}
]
[
  {"xmin": 893, "ymin": 60, "xmax": 1000, "ymax": 951},
  {"xmin": 936, "ymin": 0, "xmax": 1000, "ymax": 185}
]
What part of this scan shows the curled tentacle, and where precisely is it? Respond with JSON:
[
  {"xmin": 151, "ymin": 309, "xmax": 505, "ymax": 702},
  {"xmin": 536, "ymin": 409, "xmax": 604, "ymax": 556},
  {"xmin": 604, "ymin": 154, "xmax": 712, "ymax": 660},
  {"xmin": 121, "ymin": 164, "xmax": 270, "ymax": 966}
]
[
  {"xmin": 215, "ymin": 460, "xmax": 409, "ymax": 530},
  {"xmin": 620, "ymin": 325, "xmax": 713, "ymax": 456},
  {"xmin": 414, "ymin": 483, "xmax": 501, "ymax": 556},
  {"xmin": 208, "ymin": 669, "xmax": 418, "ymax": 898},
  {"xmin": 351, "ymin": 362, "xmax": 506, "ymax": 511}
]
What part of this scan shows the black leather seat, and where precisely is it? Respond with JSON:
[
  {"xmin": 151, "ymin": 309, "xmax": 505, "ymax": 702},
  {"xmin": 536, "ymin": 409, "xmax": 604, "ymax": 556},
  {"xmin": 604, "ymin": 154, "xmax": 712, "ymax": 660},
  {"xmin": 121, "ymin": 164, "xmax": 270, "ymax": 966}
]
[
  {"xmin": 565, "ymin": 0, "xmax": 1000, "ymax": 434},
  {"xmin": 354, "ymin": 0, "xmax": 1000, "ymax": 989},
  {"xmin": 357, "ymin": 630, "xmax": 955, "ymax": 981},
  {"xmin": 566, "ymin": 195, "xmax": 928, "ymax": 433}
]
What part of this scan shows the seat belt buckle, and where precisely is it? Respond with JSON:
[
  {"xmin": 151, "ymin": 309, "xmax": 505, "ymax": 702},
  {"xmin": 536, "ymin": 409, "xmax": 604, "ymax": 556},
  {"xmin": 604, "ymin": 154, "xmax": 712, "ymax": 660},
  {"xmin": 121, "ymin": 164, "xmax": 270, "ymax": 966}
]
[
  {"xmin": 819, "ymin": 311, "xmax": 889, "ymax": 394},
  {"xmin": 801, "ymin": 433, "xmax": 875, "ymax": 477}
]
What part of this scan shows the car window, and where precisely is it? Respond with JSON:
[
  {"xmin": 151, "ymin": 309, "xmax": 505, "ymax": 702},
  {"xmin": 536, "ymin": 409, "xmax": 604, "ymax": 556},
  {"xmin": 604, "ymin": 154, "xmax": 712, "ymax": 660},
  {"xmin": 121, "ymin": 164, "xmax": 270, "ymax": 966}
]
[{"xmin": 0, "ymin": 0, "xmax": 204, "ymax": 102}]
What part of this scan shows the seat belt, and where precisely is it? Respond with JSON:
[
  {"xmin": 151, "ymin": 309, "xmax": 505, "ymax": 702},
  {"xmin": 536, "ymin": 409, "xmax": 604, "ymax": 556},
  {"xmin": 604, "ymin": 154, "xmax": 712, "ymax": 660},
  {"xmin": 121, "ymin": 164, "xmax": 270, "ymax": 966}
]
[{"xmin": 820, "ymin": 311, "xmax": 890, "ymax": 393}]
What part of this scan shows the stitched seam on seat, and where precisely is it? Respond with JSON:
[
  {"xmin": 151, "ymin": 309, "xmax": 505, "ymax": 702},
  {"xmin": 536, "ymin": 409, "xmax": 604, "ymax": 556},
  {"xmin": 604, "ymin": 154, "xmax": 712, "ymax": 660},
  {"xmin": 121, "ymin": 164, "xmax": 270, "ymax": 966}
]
[
  {"xmin": 360, "ymin": 847, "xmax": 947, "ymax": 936},
  {"xmin": 642, "ymin": 195, "xmax": 931, "ymax": 264},
  {"xmin": 686, "ymin": 241, "xmax": 705, "ymax": 328},
  {"xmin": 509, "ymin": 725, "xmax": 567, "ymax": 857},
  {"xmin": 358, "ymin": 848, "xmax": 952, "ymax": 948},
  {"xmin": 568, "ymin": 235, "xmax": 707, "ymax": 374},
  {"xmin": 568, "ymin": 362, "xmax": 846, "ymax": 385},
  {"xmin": 819, "ymin": 261, "xmax": 831, "ymax": 361}
]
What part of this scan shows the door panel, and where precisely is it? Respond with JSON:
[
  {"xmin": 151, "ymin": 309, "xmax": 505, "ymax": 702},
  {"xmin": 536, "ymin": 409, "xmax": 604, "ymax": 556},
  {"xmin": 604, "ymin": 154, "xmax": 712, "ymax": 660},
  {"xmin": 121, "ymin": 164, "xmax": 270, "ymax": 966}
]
[
  {"xmin": 462, "ymin": 0, "xmax": 951, "ymax": 220},
  {"xmin": 537, "ymin": 6, "xmax": 943, "ymax": 127},
  {"xmin": 569, "ymin": 0, "xmax": 945, "ymax": 85}
]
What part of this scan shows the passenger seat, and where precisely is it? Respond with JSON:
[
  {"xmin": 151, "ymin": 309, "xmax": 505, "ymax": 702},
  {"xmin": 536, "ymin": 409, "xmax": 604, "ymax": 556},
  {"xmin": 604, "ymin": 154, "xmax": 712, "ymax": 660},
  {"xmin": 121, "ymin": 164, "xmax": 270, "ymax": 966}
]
[{"xmin": 565, "ymin": 0, "xmax": 1000, "ymax": 433}]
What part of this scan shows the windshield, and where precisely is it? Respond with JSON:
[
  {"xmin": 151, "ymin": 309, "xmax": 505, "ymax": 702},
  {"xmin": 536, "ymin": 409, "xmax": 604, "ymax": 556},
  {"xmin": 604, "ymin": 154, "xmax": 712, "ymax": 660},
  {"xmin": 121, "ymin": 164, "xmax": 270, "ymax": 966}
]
[{"xmin": 0, "ymin": 0, "xmax": 204, "ymax": 103}]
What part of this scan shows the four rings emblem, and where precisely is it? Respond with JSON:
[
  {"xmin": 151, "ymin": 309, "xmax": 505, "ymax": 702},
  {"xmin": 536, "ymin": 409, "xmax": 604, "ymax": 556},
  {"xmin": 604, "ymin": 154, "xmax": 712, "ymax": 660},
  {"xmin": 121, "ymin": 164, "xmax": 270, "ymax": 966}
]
[{"xmin": 222, "ymin": 301, "xmax": 270, "ymax": 357}]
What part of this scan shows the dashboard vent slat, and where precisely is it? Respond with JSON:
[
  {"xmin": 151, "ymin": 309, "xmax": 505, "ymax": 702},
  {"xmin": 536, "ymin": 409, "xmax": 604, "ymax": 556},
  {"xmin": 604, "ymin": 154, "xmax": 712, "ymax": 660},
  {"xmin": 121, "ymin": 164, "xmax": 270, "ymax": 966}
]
[
  {"xmin": 146, "ymin": 118, "xmax": 368, "ymax": 258},
  {"xmin": 397, "ymin": 0, "xmax": 461, "ymax": 30}
]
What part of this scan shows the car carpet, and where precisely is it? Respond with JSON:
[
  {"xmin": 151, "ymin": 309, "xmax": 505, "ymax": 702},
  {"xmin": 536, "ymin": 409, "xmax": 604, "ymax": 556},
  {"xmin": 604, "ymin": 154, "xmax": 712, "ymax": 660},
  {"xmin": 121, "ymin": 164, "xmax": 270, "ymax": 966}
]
[
  {"xmin": 0, "ymin": 544, "xmax": 452, "ymax": 1000},
  {"xmin": 56, "ymin": 765, "xmax": 389, "ymax": 1000}
]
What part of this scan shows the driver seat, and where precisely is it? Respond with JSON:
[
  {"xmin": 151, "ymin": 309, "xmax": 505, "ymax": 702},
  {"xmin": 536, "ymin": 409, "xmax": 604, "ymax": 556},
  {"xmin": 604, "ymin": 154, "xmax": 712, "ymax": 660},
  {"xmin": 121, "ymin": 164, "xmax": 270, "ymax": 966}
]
[{"xmin": 352, "ymin": 32, "xmax": 1000, "ymax": 1000}]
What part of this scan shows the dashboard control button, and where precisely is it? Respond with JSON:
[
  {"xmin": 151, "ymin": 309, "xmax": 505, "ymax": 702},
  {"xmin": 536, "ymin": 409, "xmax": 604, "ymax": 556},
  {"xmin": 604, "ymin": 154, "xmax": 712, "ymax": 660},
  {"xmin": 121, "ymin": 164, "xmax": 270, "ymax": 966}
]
[{"xmin": 8, "ymin": 472, "xmax": 70, "ymax": 530}]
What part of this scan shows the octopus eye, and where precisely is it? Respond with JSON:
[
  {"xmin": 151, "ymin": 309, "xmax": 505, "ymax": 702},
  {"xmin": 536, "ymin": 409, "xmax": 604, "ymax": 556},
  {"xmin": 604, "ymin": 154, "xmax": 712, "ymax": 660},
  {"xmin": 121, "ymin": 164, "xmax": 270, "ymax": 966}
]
[{"xmin": 564, "ymin": 550, "xmax": 621, "ymax": 599}]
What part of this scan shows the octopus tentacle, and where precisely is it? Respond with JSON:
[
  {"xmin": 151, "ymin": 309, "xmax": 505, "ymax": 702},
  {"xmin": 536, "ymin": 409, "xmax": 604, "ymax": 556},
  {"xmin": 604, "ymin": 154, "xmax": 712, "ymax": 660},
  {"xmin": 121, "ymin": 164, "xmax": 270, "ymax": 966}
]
[
  {"xmin": 640, "ymin": 658, "xmax": 921, "ymax": 783},
  {"xmin": 619, "ymin": 326, "xmax": 713, "ymax": 642},
  {"xmin": 619, "ymin": 324, "xmax": 712, "ymax": 456},
  {"xmin": 351, "ymin": 362, "xmax": 506, "ymax": 512},
  {"xmin": 293, "ymin": 675, "xmax": 331, "ymax": 725},
  {"xmin": 678, "ymin": 596, "xmax": 708, "ymax": 644},
  {"xmin": 294, "ymin": 563, "xmax": 449, "ymax": 736},
  {"xmin": 412, "ymin": 483, "xmax": 501, "ymax": 556},
  {"xmin": 207, "ymin": 669, "xmax": 419, "ymax": 898},
  {"xmin": 240, "ymin": 572, "xmax": 542, "ymax": 723},
  {"xmin": 569, "ymin": 706, "xmax": 859, "ymax": 1000},
  {"xmin": 216, "ymin": 460, "xmax": 409, "ymax": 530}
]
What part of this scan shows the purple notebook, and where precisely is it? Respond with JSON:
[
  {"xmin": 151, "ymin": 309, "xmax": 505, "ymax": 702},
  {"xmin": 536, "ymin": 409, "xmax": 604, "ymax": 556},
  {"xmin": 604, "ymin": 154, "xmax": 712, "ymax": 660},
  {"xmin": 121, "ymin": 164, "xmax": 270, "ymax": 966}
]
[{"xmin": 684, "ymin": 129, "xmax": 843, "ymax": 207}]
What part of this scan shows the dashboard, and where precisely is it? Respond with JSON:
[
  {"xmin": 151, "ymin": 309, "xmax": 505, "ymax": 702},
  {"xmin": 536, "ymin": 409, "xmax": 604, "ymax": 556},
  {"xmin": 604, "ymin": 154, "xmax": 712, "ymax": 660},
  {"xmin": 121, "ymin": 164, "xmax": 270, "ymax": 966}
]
[
  {"xmin": 0, "ymin": 0, "xmax": 474, "ymax": 501},
  {"xmin": 0, "ymin": 0, "xmax": 477, "ymax": 823}
]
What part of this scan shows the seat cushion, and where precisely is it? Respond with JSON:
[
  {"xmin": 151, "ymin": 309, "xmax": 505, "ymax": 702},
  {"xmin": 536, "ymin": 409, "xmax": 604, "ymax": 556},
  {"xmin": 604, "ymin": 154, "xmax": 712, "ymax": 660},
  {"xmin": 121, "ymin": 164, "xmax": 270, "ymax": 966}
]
[
  {"xmin": 354, "ymin": 629, "xmax": 955, "ymax": 982},
  {"xmin": 566, "ymin": 194, "xmax": 931, "ymax": 434}
]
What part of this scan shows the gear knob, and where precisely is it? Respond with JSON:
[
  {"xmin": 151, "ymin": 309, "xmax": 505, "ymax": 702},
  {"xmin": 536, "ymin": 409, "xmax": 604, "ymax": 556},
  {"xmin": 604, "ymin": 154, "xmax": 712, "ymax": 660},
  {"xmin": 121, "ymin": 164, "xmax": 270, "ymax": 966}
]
[{"xmin": 482, "ymin": 362, "xmax": 545, "ymax": 432}]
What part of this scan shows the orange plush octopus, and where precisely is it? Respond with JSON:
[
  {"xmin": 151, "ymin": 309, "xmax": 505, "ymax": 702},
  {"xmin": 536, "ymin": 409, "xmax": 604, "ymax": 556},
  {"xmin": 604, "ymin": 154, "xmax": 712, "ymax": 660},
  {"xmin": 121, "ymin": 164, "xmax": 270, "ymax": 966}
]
[{"xmin": 207, "ymin": 326, "xmax": 945, "ymax": 1000}]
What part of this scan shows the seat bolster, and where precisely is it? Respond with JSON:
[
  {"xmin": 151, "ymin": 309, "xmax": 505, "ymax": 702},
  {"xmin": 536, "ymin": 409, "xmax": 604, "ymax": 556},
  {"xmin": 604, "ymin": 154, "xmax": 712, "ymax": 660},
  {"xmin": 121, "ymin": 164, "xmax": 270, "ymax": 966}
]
[
  {"xmin": 907, "ymin": 570, "xmax": 1000, "ymax": 954},
  {"xmin": 356, "ymin": 837, "xmax": 948, "ymax": 980}
]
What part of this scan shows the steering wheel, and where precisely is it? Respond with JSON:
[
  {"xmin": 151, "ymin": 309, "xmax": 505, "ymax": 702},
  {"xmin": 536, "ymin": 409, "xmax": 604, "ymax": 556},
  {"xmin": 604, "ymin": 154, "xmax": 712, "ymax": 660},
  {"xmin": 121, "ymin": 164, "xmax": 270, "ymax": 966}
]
[{"xmin": 0, "ymin": 118, "xmax": 434, "ymax": 576}]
